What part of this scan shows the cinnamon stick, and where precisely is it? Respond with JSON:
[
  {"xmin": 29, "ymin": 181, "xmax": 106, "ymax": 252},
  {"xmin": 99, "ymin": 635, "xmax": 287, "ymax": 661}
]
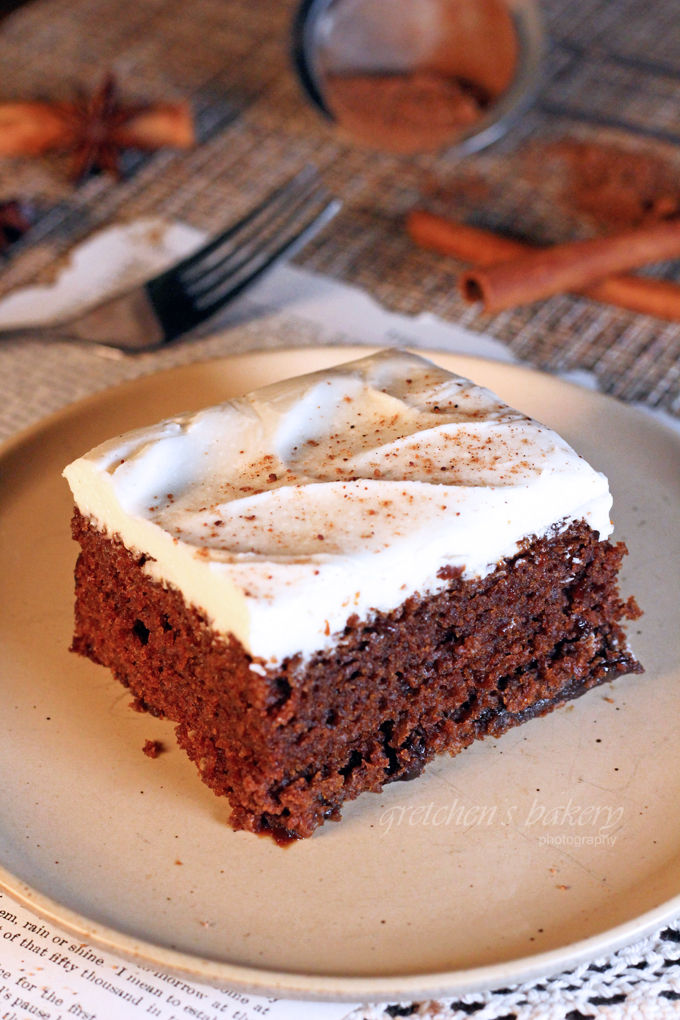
[
  {"xmin": 407, "ymin": 209, "xmax": 680, "ymax": 321},
  {"xmin": 0, "ymin": 102, "xmax": 72, "ymax": 156},
  {"xmin": 409, "ymin": 211, "xmax": 525, "ymax": 264},
  {"xmin": 113, "ymin": 101, "xmax": 195, "ymax": 150},
  {"xmin": 460, "ymin": 219, "xmax": 680, "ymax": 312}
]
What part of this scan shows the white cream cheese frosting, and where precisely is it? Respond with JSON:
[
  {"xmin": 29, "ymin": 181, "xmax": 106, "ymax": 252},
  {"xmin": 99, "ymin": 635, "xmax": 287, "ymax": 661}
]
[{"xmin": 63, "ymin": 350, "xmax": 613, "ymax": 664}]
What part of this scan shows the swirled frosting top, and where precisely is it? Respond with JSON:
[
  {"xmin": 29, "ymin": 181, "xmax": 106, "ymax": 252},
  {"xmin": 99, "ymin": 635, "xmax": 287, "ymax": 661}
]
[{"xmin": 63, "ymin": 350, "xmax": 613, "ymax": 663}]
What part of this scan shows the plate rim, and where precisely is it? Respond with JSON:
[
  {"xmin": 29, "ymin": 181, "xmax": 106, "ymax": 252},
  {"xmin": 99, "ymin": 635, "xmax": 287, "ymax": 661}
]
[
  {"xmin": 2, "ymin": 859, "xmax": 679, "ymax": 1002},
  {"xmin": 1, "ymin": 345, "xmax": 679, "ymax": 1003}
]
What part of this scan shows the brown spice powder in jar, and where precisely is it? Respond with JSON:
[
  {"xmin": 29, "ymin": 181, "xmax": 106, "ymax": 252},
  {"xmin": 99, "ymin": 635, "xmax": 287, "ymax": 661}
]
[
  {"xmin": 325, "ymin": 70, "xmax": 491, "ymax": 153},
  {"xmin": 321, "ymin": 0, "xmax": 518, "ymax": 153}
]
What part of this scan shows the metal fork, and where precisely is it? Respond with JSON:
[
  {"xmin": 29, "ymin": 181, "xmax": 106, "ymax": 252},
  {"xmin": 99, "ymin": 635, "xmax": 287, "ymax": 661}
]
[{"xmin": 11, "ymin": 167, "xmax": 341, "ymax": 353}]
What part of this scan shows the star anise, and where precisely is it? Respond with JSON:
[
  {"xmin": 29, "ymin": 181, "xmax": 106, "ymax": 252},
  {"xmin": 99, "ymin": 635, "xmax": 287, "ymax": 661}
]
[
  {"xmin": 58, "ymin": 73, "xmax": 147, "ymax": 181},
  {"xmin": 0, "ymin": 74, "xmax": 194, "ymax": 183}
]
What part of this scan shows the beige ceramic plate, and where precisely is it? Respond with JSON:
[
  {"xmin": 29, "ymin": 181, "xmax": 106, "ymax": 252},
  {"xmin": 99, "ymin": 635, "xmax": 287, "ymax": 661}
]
[{"xmin": 1, "ymin": 347, "xmax": 679, "ymax": 1003}]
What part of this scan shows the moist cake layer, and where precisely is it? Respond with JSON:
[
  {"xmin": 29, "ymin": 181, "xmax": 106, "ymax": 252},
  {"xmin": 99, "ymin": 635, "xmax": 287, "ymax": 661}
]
[
  {"xmin": 71, "ymin": 510, "xmax": 642, "ymax": 840},
  {"xmin": 63, "ymin": 350, "xmax": 613, "ymax": 664}
]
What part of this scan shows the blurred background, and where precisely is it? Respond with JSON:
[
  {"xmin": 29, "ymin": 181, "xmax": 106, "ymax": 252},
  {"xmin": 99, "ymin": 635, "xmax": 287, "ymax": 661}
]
[{"xmin": 1, "ymin": 0, "xmax": 680, "ymax": 414}]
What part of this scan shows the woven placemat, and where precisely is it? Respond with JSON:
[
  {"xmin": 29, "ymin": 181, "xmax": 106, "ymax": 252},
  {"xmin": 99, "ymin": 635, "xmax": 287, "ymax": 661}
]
[{"xmin": 1, "ymin": 0, "xmax": 680, "ymax": 412}]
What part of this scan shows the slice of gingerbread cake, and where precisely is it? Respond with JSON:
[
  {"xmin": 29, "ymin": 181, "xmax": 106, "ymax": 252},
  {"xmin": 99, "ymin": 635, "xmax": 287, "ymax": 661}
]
[{"xmin": 63, "ymin": 350, "xmax": 642, "ymax": 841}]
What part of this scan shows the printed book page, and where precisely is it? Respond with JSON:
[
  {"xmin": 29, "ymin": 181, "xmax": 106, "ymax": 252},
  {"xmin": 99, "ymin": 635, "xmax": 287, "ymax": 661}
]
[{"xmin": 0, "ymin": 893, "xmax": 357, "ymax": 1020}]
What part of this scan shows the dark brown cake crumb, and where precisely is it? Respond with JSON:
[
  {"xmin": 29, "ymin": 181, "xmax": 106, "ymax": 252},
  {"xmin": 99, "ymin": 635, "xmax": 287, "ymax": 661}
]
[
  {"xmin": 70, "ymin": 509, "xmax": 642, "ymax": 841},
  {"xmin": 142, "ymin": 739, "xmax": 163, "ymax": 759}
]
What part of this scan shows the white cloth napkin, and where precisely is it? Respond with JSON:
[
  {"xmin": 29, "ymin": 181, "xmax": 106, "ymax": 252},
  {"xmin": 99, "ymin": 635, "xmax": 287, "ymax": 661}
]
[{"xmin": 0, "ymin": 218, "xmax": 205, "ymax": 328}]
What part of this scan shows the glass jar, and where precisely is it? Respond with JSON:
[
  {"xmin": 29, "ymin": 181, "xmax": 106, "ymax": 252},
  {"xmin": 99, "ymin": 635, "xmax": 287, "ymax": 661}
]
[{"xmin": 292, "ymin": 0, "xmax": 542, "ymax": 155}]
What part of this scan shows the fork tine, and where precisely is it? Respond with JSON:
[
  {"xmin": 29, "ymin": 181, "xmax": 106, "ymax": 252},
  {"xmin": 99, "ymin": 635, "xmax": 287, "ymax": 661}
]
[
  {"xmin": 193, "ymin": 198, "xmax": 341, "ymax": 313},
  {"xmin": 181, "ymin": 169, "xmax": 321, "ymax": 286},
  {"xmin": 178, "ymin": 165, "xmax": 319, "ymax": 282},
  {"xmin": 145, "ymin": 177, "xmax": 341, "ymax": 344},
  {"xmin": 183, "ymin": 181, "xmax": 329, "ymax": 298}
]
